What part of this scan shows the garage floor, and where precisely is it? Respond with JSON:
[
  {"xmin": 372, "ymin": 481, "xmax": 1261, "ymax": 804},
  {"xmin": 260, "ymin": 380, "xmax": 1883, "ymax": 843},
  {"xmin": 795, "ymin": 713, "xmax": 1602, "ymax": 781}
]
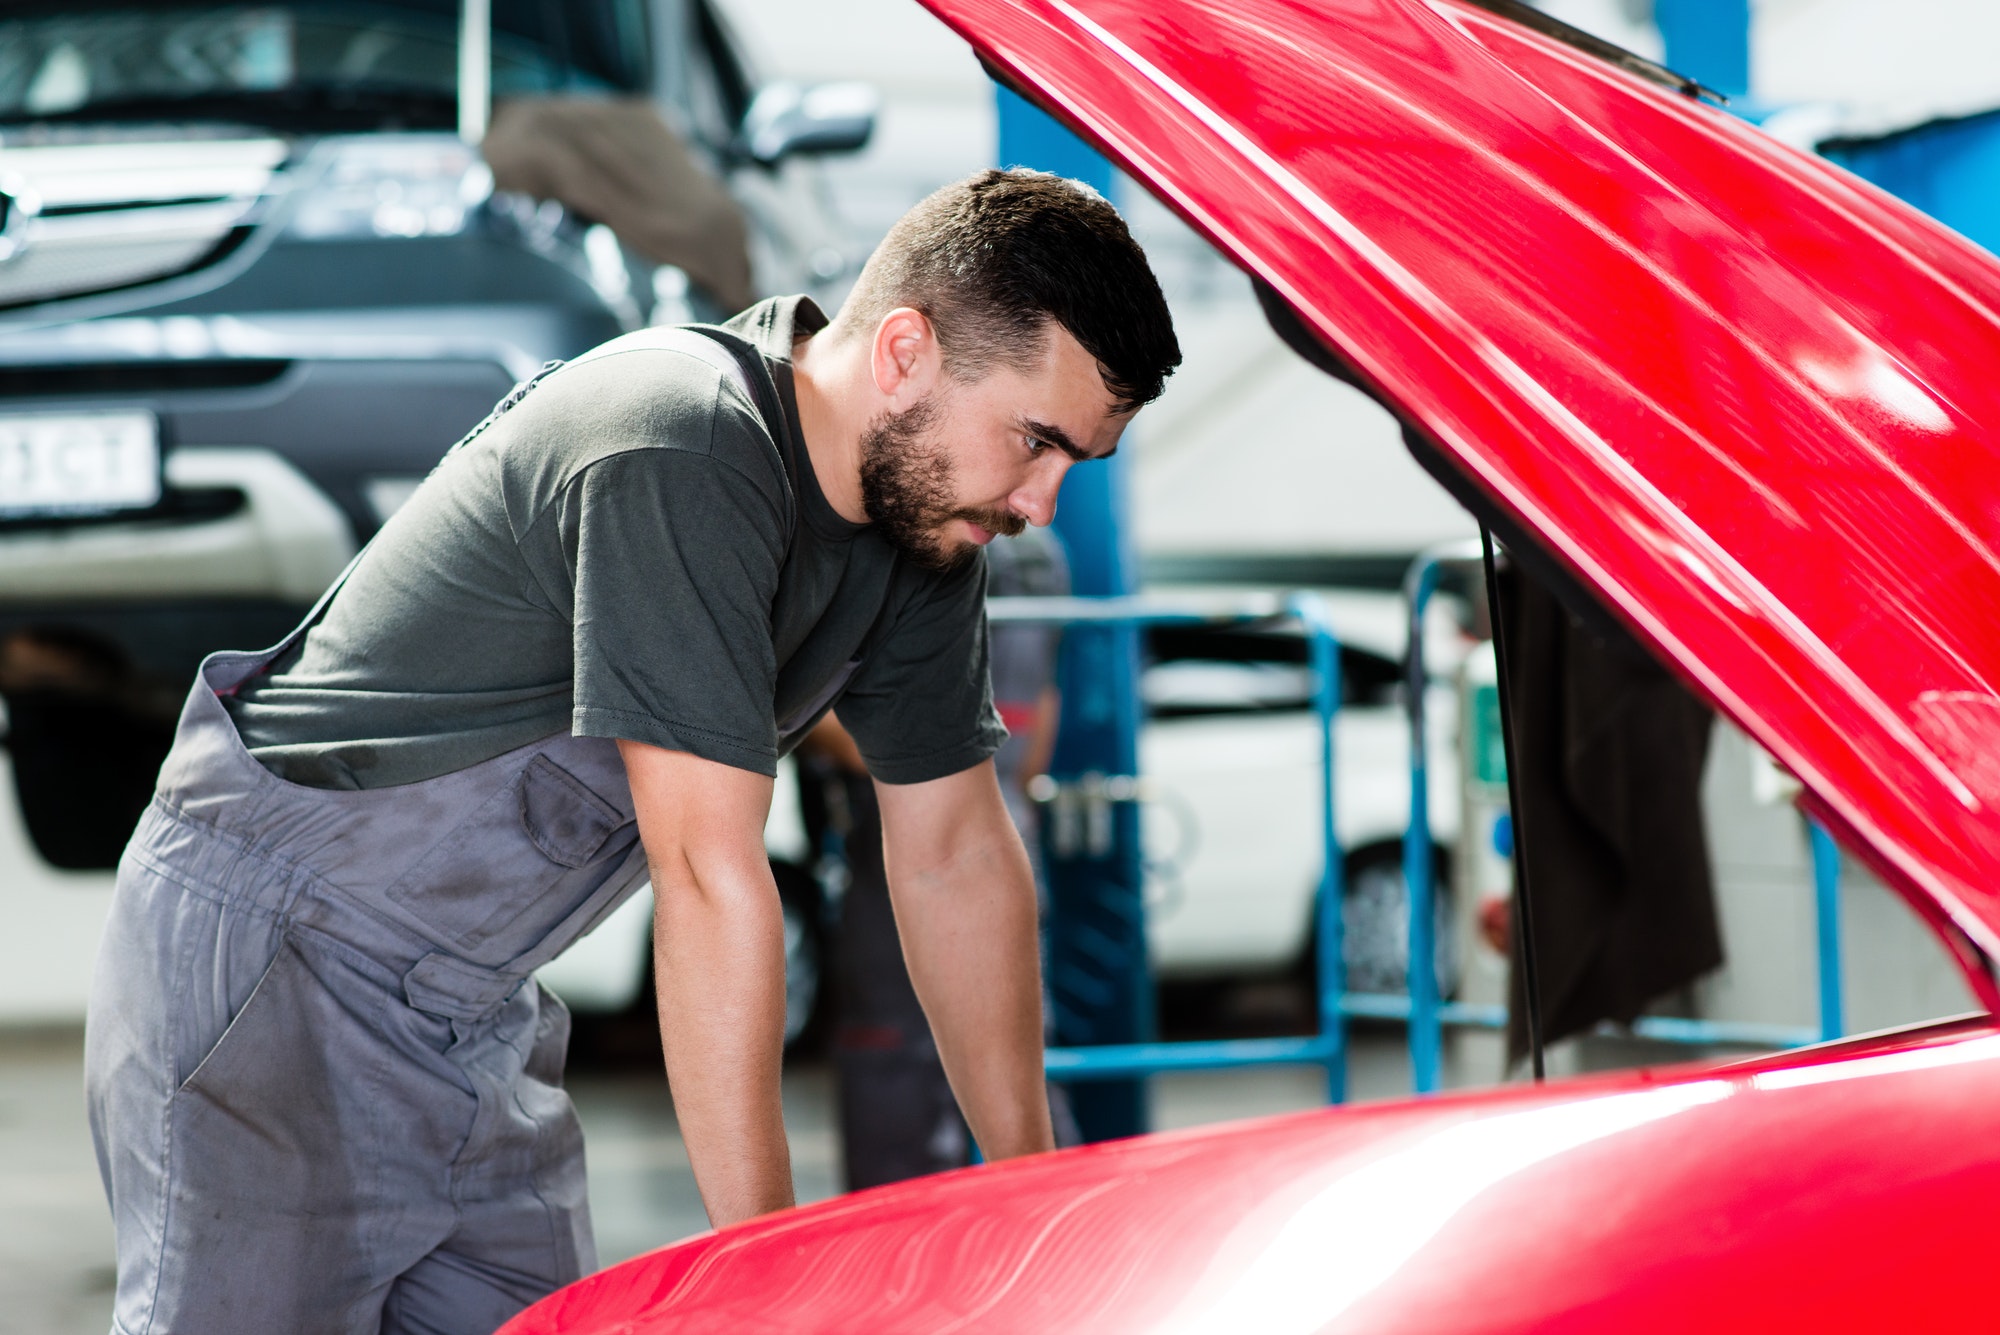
[{"xmin": 1, "ymin": 1018, "xmax": 1509, "ymax": 1335}]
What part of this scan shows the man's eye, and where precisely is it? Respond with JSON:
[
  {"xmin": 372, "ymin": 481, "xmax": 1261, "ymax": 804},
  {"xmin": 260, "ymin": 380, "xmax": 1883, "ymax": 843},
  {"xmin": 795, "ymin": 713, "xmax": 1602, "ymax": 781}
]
[{"xmin": 1027, "ymin": 436, "xmax": 1051, "ymax": 456}]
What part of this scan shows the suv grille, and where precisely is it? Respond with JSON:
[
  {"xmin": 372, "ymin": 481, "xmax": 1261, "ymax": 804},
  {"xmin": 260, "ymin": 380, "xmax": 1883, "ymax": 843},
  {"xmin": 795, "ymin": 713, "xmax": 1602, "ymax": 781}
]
[
  {"xmin": 0, "ymin": 137, "xmax": 286, "ymax": 308},
  {"xmin": 0, "ymin": 359, "xmax": 290, "ymax": 398}
]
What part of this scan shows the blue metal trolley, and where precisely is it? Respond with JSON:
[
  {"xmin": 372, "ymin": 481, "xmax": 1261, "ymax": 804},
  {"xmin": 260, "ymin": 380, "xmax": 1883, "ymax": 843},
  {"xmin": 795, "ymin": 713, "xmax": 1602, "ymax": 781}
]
[
  {"xmin": 991, "ymin": 591, "xmax": 1356, "ymax": 1101},
  {"xmin": 1001, "ymin": 568, "xmax": 1846, "ymax": 1109},
  {"xmin": 1398, "ymin": 541, "xmax": 1848, "ymax": 1095}
]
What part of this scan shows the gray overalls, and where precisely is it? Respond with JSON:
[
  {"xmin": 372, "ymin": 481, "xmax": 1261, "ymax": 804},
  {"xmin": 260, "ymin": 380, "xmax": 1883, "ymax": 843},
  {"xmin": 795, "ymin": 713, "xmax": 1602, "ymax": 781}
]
[
  {"xmin": 85, "ymin": 587, "xmax": 648, "ymax": 1334},
  {"xmin": 83, "ymin": 330, "xmax": 815, "ymax": 1333},
  {"xmin": 84, "ymin": 328, "xmax": 782, "ymax": 1335}
]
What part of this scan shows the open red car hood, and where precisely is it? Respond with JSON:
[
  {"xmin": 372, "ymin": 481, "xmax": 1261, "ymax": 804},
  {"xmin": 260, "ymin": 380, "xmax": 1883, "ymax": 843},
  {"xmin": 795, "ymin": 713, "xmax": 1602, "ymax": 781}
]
[{"xmin": 939, "ymin": 0, "xmax": 2000, "ymax": 978}]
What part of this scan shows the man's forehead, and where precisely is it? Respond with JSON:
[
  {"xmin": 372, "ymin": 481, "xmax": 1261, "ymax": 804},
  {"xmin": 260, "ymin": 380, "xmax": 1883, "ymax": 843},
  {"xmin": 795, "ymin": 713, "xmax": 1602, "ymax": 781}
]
[{"xmin": 1025, "ymin": 322, "xmax": 1129, "ymax": 457}]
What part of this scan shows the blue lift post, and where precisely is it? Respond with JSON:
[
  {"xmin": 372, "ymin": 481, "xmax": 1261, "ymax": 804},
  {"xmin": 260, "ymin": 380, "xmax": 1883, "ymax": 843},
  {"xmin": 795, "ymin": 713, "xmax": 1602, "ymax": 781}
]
[
  {"xmin": 1809, "ymin": 822, "xmax": 1846, "ymax": 1043},
  {"xmin": 996, "ymin": 86, "xmax": 1154, "ymax": 1140}
]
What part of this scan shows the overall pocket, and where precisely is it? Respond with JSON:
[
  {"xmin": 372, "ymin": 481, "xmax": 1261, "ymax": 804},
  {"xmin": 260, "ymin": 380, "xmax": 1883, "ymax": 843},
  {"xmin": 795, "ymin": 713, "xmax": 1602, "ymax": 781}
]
[
  {"xmin": 156, "ymin": 932, "xmax": 422, "ymax": 1335},
  {"xmin": 384, "ymin": 753, "xmax": 639, "ymax": 962}
]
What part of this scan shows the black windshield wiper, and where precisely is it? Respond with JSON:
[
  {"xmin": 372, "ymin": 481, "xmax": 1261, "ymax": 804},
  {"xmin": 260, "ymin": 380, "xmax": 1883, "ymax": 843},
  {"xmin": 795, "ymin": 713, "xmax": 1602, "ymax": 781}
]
[
  {"xmin": 1457, "ymin": 0, "xmax": 1723, "ymax": 104},
  {"xmin": 3, "ymin": 84, "xmax": 457, "ymax": 133}
]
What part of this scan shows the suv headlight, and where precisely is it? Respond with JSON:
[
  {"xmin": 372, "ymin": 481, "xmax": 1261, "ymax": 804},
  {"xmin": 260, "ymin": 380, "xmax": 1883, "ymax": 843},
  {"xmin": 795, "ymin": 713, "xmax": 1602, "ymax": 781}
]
[{"xmin": 286, "ymin": 135, "xmax": 493, "ymax": 241}]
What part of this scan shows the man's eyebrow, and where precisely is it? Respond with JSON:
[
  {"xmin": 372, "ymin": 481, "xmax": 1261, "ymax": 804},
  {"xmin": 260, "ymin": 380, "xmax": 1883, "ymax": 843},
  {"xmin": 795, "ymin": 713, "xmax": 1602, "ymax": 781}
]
[{"xmin": 1025, "ymin": 418, "xmax": 1115, "ymax": 462}]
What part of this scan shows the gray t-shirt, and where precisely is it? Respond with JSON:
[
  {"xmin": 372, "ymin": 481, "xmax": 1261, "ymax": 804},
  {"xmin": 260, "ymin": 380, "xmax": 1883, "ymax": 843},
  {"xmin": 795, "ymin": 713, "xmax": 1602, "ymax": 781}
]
[{"xmin": 228, "ymin": 296, "xmax": 1004, "ymax": 790}]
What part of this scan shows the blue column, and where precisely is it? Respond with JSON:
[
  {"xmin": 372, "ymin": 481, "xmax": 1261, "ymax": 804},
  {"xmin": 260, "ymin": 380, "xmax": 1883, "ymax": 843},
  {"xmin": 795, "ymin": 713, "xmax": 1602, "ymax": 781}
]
[
  {"xmin": 997, "ymin": 86, "xmax": 1114, "ymax": 196},
  {"xmin": 1655, "ymin": 0, "xmax": 1751, "ymax": 101},
  {"xmin": 1808, "ymin": 821, "xmax": 1845, "ymax": 1043},
  {"xmin": 997, "ymin": 85, "xmax": 1153, "ymax": 1141}
]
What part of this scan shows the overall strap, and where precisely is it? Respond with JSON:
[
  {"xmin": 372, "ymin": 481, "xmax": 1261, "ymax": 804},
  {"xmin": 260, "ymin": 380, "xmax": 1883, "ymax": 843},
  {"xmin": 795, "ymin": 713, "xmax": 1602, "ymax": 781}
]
[
  {"xmin": 577, "ymin": 325, "xmax": 794, "ymax": 518},
  {"xmin": 227, "ymin": 543, "xmax": 370, "ymax": 688}
]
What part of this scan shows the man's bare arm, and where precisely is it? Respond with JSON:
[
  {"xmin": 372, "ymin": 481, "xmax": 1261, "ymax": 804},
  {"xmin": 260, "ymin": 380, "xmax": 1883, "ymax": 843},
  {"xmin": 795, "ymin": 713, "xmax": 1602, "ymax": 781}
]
[
  {"xmin": 874, "ymin": 760, "xmax": 1055, "ymax": 1162},
  {"xmin": 618, "ymin": 739, "xmax": 791, "ymax": 1228}
]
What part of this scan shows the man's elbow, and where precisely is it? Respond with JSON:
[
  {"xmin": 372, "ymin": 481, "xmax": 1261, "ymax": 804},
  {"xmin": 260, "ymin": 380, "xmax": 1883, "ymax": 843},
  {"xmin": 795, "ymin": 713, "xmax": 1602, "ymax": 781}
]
[
  {"xmin": 648, "ymin": 838, "xmax": 777, "ymax": 916},
  {"xmin": 877, "ymin": 762, "xmax": 1018, "ymax": 870}
]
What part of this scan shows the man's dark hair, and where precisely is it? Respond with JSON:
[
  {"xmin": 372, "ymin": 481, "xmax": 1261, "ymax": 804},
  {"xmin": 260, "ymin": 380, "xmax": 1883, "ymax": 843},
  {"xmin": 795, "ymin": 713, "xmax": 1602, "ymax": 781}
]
[{"xmin": 841, "ymin": 168, "xmax": 1181, "ymax": 414}]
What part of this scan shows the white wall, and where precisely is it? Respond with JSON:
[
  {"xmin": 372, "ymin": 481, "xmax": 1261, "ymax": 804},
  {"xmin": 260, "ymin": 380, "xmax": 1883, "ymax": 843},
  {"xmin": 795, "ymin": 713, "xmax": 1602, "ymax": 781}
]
[
  {"xmin": 1536, "ymin": 0, "xmax": 2000, "ymax": 134},
  {"xmin": 1756, "ymin": 0, "xmax": 2000, "ymax": 134}
]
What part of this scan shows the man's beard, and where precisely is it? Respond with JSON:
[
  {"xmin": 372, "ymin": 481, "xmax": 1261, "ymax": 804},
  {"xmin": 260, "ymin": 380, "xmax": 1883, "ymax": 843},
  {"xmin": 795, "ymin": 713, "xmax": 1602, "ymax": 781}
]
[{"xmin": 858, "ymin": 395, "xmax": 1023, "ymax": 571}]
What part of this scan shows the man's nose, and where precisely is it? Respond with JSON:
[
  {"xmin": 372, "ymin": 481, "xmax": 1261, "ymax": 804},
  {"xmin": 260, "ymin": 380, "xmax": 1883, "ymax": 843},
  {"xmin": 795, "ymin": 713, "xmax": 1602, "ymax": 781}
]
[{"xmin": 1011, "ymin": 459, "xmax": 1070, "ymax": 528}]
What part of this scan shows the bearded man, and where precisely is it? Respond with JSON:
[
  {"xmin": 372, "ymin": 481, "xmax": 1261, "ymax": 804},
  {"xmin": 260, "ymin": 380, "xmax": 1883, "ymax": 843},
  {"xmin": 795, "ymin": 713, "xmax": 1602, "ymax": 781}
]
[{"xmin": 82, "ymin": 167, "xmax": 1180, "ymax": 1335}]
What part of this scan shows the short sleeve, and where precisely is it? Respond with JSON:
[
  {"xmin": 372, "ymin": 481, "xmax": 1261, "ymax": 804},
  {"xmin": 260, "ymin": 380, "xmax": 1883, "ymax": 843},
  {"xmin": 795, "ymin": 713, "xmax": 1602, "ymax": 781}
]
[
  {"xmin": 560, "ymin": 446, "xmax": 789, "ymax": 775},
  {"xmin": 836, "ymin": 553, "xmax": 1007, "ymax": 785}
]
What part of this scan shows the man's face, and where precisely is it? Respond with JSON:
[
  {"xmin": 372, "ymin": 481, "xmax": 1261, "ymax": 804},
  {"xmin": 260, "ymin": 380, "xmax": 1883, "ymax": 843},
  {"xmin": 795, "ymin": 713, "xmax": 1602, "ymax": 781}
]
[{"xmin": 859, "ymin": 322, "xmax": 1130, "ymax": 571}]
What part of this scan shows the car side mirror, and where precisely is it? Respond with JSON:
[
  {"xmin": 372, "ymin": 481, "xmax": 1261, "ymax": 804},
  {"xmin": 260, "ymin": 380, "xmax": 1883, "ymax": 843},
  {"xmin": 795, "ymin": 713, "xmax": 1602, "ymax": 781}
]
[{"xmin": 736, "ymin": 81, "xmax": 877, "ymax": 167}]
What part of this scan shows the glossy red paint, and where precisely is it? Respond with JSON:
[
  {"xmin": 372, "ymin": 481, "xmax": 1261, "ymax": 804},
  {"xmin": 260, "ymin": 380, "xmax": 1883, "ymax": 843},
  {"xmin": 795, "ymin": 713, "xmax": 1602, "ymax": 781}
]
[
  {"xmin": 506, "ymin": 1015, "xmax": 2000, "ymax": 1333},
  {"xmin": 505, "ymin": 4, "xmax": 2000, "ymax": 1331},
  {"xmin": 937, "ymin": 0, "xmax": 2000, "ymax": 988}
]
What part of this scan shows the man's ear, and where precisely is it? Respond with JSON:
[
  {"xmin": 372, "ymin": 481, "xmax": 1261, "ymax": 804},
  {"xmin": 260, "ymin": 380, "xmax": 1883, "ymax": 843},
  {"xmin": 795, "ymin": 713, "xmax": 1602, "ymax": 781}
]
[{"xmin": 870, "ymin": 306, "xmax": 943, "ymax": 409}]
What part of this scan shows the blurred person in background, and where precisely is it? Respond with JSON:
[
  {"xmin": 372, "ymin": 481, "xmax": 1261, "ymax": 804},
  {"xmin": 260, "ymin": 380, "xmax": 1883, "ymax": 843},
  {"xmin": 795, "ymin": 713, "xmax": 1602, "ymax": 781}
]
[{"xmin": 804, "ymin": 525, "xmax": 1077, "ymax": 1190}]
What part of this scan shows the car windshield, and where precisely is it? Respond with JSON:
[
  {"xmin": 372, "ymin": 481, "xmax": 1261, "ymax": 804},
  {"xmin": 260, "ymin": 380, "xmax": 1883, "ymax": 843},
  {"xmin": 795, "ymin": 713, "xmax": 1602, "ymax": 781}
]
[{"xmin": 0, "ymin": 0, "xmax": 651, "ymax": 130}]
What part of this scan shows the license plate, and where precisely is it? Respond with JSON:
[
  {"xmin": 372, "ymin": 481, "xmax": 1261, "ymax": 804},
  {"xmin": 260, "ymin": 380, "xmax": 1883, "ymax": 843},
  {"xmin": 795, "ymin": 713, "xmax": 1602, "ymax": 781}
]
[{"xmin": 0, "ymin": 411, "xmax": 161, "ymax": 519}]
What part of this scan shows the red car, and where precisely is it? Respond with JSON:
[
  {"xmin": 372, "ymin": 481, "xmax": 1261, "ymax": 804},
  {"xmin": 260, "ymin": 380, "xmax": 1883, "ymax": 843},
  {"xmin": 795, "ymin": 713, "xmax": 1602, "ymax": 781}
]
[{"xmin": 503, "ymin": 0, "xmax": 2000, "ymax": 1329}]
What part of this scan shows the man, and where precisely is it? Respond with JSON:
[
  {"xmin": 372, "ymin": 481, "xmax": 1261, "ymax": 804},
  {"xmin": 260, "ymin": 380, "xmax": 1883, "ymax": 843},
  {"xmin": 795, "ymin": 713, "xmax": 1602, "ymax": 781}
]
[{"xmin": 84, "ymin": 168, "xmax": 1180, "ymax": 1334}]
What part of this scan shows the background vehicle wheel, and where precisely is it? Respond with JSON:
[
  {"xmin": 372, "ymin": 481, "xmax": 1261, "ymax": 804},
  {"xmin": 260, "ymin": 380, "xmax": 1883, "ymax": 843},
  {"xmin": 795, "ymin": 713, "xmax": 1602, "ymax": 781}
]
[{"xmin": 1330, "ymin": 845, "xmax": 1460, "ymax": 1000}]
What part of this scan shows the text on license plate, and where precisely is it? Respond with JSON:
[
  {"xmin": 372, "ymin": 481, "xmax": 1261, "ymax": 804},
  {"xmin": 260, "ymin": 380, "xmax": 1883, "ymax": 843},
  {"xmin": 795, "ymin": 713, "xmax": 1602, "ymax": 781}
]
[{"xmin": 0, "ymin": 411, "xmax": 161, "ymax": 518}]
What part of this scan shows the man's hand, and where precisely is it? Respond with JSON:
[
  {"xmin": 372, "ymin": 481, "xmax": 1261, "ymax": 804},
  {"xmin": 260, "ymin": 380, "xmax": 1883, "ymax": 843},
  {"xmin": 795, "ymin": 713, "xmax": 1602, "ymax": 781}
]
[
  {"xmin": 618, "ymin": 739, "xmax": 791, "ymax": 1229},
  {"xmin": 875, "ymin": 760, "xmax": 1055, "ymax": 1163}
]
